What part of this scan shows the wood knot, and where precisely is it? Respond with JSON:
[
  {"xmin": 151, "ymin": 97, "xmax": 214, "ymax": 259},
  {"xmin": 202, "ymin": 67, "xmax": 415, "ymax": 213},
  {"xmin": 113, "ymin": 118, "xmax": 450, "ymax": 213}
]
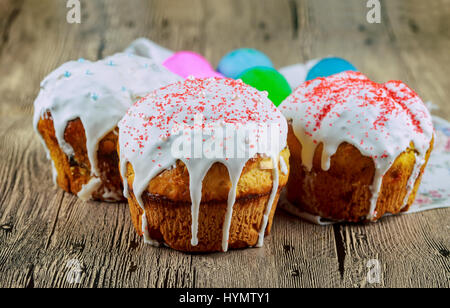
[
  {"xmin": 1, "ymin": 223, "xmax": 13, "ymax": 233},
  {"xmin": 439, "ymin": 249, "xmax": 449, "ymax": 258},
  {"xmin": 129, "ymin": 240, "xmax": 139, "ymax": 250},
  {"xmin": 70, "ymin": 242, "xmax": 85, "ymax": 253},
  {"xmin": 283, "ymin": 244, "xmax": 293, "ymax": 252},
  {"xmin": 128, "ymin": 262, "xmax": 138, "ymax": 273}
]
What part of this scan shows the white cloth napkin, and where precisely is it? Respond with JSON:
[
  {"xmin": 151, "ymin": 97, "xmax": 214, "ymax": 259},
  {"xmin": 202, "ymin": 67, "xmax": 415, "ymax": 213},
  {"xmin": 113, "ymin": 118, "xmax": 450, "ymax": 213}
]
[{"xmin": 125, "ymin": 38, "xmax": 174, "ymax": 65}]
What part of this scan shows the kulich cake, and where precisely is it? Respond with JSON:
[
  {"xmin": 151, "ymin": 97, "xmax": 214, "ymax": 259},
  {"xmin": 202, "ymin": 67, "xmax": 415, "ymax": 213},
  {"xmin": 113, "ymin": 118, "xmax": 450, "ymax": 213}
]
[
  {"xmin": 34, "ymin": 53, "xmax": 181, "ymax": 201},
  {"xmin": 118, "ymin": 77, "xmax": 289, "ymax": 252},
  {"xmin": 280, "ymin": 71, "xmax": 434, "ymax": 222}
]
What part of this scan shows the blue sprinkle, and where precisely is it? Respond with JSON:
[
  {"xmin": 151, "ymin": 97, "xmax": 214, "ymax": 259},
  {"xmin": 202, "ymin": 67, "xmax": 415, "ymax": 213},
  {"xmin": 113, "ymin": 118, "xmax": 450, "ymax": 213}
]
[
  {"xmin": 91, "ymin": 93, "xmax": 99, "ymax": 101},
  {"xmin": 143, "ymin": 63, "xmax": 149, "ymax": 68},
  {"xmin": 64, "ymin": 71, "xmax": 71, "ymax": 78},
  {"xmin": 78, "ymin": 58, "xmax": 85, "ymax": 63},
  {"xmin": 85, "ymin": 69, "xmax": 93, "ymax": 75},
  {"xmin": 121, "ymin": 86, "xmax": 127, "ymax": 92},
  {"xmin": 107, "ymin": 60, "xmax": 116, "ymax": 66}
]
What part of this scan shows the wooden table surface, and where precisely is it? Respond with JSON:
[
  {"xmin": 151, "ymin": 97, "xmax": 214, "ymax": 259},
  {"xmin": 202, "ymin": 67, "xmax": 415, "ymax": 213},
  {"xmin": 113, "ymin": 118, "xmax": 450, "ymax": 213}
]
[{"xmin": 0, "ymin": 0, "xmax": 449, "ymax": 288}]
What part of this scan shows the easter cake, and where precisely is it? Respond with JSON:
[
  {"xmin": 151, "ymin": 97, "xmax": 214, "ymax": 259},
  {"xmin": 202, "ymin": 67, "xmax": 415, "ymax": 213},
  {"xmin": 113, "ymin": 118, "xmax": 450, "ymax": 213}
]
[
  {"xmin": 118, "ymin": 77, "xmax": 290, "ymax": 252},
  {"xmin": 280, "ymin": 71, "xmax": 434, "ymax": 222},
  {"xmin": 34, "ymin": 53, "xmax": 181, "ymax": 201}
]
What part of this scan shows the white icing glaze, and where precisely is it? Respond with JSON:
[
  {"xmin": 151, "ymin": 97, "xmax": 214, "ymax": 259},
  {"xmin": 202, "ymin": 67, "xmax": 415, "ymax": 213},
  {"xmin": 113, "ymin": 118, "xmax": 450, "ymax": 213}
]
[
  {"xmin": 77, "ymin": 177, "xmax": 102, "ymax": 201},
  {"xmin": 401, "ymin": 156, "xmax": 425, "ymax": 209},
  {"xmin": 257, "ymin": 154, "xmax": 279, "ymax": 247},
  {"xmin": 141, "ymin": 214, "xmax": 160, "ymax": 247},
  {"xmin": 118, "ymin": 77, "xmax": 287, "ymax": 251},
  {"xmin": 51, "ymin": 160, "xmax": 58, "ymax": 185},
  {"xmin": 280, "ymin": 71, "xmax": 434, "ymax": 220},
  {"xmin": 33, "ymin": 52, "xmax": 181, "ymax": 201},
  {"xmin": 280, "ymin": 156, "xmax": 288, "ymax": 175}
]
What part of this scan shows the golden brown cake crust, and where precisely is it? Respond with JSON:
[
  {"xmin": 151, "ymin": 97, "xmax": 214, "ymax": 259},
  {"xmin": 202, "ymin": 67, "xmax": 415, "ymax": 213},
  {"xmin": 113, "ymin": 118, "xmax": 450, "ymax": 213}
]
[
  {"xmin": 124, "ymin": 148, "xmax": 290, "ymax": 203},
  {"xmin": 128, "ymin": 188, "xmax": 282, "ymax": 252},
  {"xmin": 37, "ymin": 113, "xmax": 125, "ymax": 201},
  {"xmin": 124, "ymin": 148, "xmax": 290, "ymax": 252},
  {"xmin": 286, "ymin": 125, "xmax": 434, "ymax": 222}
]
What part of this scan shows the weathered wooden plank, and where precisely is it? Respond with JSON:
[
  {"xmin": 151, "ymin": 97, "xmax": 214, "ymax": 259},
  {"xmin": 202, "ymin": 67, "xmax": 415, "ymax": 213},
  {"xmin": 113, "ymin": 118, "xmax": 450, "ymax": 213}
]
[
  {"xmin": 339, "ymin": 211, "xmax": 450, "ymax": 288},
  {"xmin": 271, "ymin": 211, "xmax": 343, "ymax": 288},
  {"xmin": 0, "ymin": 114, "xmax": 64, "ymax": 288}
]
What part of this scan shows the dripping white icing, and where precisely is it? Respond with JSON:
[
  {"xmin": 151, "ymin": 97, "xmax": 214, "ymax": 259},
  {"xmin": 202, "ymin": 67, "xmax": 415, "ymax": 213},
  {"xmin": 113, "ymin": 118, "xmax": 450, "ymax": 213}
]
[
  {"xmin": 141, "ymin": 214, "xmax": 160, "ymax": 247},
  {"xmin": 279, "ymin": 71, "xmax": 434, "ymax": 220},
  {"xmin": 280, "ymin": 156, "xmax": 288, "ymax": 175},
  {"xmin": 77, "ymin": 177, "xmax": 102, "ymax": 201},
  {"xmin": 221, "ymin": 159, "xmax": 247, "ymax": 252},
  {"xmin": 118, "ymin": 77, "xmax": 287, "ymax": 251},
  {"xmin": 184, "ymin": 159, "xmax": 214, "ymax": 246},
  {"xmin": 257, "ymin": 154, "xmax": 279, "ymax": 247},
  {"xmin": 33, "ymin": 53, "xmax": 181, "ymax": 200},
  {"xmin": 401, "ymin": 155, "xmax": 425, "ymax": 209},
  {"xmin": 51, "ymin": 160, "xmax": 58, "ymax": 185}
]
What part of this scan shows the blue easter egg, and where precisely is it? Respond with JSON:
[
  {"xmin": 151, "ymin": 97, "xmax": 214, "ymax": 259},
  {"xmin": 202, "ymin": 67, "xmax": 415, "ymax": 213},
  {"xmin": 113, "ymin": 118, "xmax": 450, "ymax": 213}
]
[
  {"xmin": 217, "ymin": 48, "xmax": 273, "ymax": 79},
  {"xmin": 306, "ymin": 57, "xmax": 357, "ymax": 81}
]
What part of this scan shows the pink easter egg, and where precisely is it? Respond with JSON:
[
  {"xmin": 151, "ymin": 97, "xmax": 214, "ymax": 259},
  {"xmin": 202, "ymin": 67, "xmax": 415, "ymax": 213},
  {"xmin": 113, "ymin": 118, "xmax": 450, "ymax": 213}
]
[{"xmin": 163, "ymin": 51, "xmax": 223, "ymax": 79}]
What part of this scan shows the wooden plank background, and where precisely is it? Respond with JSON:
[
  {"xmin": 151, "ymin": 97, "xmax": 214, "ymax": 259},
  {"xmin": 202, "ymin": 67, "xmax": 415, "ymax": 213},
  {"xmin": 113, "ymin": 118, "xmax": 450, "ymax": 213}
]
[{"xmin": 0, "ymin": 0, "xmax": 449, "ymax": 288}]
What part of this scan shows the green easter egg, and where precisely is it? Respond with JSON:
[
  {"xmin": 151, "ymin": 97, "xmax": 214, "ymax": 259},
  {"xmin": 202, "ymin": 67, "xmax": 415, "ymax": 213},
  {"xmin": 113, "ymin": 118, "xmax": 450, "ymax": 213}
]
[{"xmin": 238, "ymin": 67, "xmax": 291, "ymax": 107}]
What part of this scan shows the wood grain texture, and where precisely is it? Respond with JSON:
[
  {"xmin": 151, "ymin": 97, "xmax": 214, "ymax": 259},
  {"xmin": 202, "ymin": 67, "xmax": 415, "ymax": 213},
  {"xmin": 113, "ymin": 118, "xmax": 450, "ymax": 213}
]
[{"xmin": 0, "ymin": 0, "xmax": 448, "ymax": 288}]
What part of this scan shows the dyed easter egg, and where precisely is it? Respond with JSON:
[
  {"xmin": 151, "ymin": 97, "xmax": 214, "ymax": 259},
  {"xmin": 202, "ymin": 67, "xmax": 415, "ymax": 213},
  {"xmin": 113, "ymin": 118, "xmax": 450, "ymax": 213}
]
[
  {"xmin": 306, "ymin": 57, "xmax": 357, "ymax": 81},
  {"xmin": 217, "ymin": 48, "xmax": 273, "ymax": 79},
  {"xmin": 238, "ymin": 67, "xmax": 291, "ymax": 107},
  {"xmin": 163, "ymin": 51, "xmax": 223, "ymax": 79}
]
